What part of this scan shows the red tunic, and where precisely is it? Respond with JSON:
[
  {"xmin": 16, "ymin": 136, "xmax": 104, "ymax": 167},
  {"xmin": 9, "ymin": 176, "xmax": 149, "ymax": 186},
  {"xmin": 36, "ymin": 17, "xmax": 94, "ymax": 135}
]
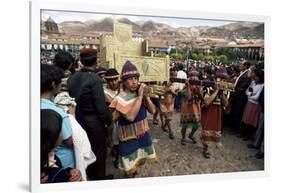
[{"xmin": 201, "ymin": 88, "xmax": 223, "ymax": 145}]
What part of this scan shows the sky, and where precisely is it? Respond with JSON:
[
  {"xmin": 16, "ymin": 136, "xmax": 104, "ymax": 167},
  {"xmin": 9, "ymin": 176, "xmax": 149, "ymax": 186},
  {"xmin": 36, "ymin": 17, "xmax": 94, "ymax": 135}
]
[{"xmin": 42, "ymin": 10, "xmax": 236, "ymax": 28}]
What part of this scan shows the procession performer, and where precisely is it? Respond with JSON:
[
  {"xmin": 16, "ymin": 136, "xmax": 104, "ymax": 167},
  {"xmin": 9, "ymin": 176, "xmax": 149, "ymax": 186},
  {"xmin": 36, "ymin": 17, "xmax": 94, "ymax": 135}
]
[
  {"xmin": 110, "ymin": 60, "xmax": 157, "ymax": 177},
  {"xmin": 151, "ymin": 97, "xmax": 161, "ymax": 125},
  {"xmin": 159, "ymin": 81, "xmax": 178, "ymax": 139},
  {"xmin": 103, "ymin": 68, "xmax": 121, "ymax": 168},
  {"xmin": 94, "ymin": 67, "xmax": 107, "ymax": 84},
  {"xmin": 103, "ymin": 68, "xmax": 120, "ymax": 106},
  {"xmin": 201, "ymin": 67, "xmax": 229, "ymax": 158},
  {"xmin": 180, "ymin": 68, "xmax": 203, "ymax": 145}
]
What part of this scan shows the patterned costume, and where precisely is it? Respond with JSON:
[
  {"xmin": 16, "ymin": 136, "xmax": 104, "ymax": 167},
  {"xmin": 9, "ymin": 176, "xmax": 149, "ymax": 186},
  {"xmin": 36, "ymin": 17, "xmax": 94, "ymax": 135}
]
[
  {"xmin": 103, "ymin": 85, "xmax": 119, "ymax": 146},
  {"xmin": 180, "ymin": 85, "xmax": 202, "ymax": 129},
  {"xmin": 159, "ymin": 83, "xmax": 177, "ymax": 120},
  {"xmin": 110, "ymin": 89, "xmax": 157, "ymax": 175},
  {"xmin": 201, "ymin": 68, "xmax": 230, "ymax": 147},
  {"xmin": 109, "ymin": 60, "xmax": 157, "ymax": 175}
]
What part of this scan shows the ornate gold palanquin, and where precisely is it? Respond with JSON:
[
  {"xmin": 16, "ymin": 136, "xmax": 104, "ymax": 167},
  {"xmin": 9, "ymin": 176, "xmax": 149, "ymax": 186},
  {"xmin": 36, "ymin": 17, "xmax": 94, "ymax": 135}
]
[{"xmin": 99, "ymin": 23, "xmax": 170, "ymax": 82}]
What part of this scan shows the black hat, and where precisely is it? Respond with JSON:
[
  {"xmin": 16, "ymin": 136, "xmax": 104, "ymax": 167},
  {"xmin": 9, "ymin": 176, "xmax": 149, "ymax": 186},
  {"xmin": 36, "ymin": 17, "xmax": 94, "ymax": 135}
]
[
  {"xmin": 94, "ymin": 67, "xmax": 107, "ymax": 76},
  {"xmin": 105, "ymin": 68, "xmax": 119, "ymax": 80}
]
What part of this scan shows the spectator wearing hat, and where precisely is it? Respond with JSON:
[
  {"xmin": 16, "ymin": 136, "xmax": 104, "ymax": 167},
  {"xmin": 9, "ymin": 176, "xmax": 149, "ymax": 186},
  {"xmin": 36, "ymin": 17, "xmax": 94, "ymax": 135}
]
[
  {"xmin": 109, "ymin": 60, "xmax": 157, "ymax": 178},
  {"xmin": 159, "ymin": 81, "xmax": 178, "ymax": 140},
  {"xmin": 229, "ymin": 61, "xmax": 252, "ymax": 136},
  {"xmin": 180, "ymin": 68, "xmax": 203, "ymax": 146},
  {"xmin": 67, "ymin": 48, "xmax": 113, "ymax": 180},
  {"xmin": 201, "ymin": 67, "xmax": 229, "ymax": 158}
]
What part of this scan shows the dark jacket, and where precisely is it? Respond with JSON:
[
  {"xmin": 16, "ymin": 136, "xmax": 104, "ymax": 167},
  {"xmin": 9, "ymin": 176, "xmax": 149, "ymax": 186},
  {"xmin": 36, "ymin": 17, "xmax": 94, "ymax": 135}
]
[
  {"xmin": 234, "ymin": 70, "xmax": 252, "ymax": 98},
  {"xmin": 43, "ymin": 155, "xmax": 72, "ymax": 183},
  {"xmin": 259, "ymin": 87, "xmax": 264, "ymax": 113},
  {"xmin": 67, "ymin": 68, "xmax": 112, "ymax": 127}
]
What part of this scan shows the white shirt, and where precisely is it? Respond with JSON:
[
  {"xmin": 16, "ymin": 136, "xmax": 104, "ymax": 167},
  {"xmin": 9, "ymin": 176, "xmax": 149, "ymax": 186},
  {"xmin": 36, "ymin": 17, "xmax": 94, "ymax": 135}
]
[
  {"xmin": 175, "ymin": 70, "xmax": 187, "ymax": 91},
  {"xmin": 234, "ymin": 69, "xmax": 250, "ymax": 87},
  {"xmin": 245, "ymin": 80, "xmax": 264, "ymax": 104}
]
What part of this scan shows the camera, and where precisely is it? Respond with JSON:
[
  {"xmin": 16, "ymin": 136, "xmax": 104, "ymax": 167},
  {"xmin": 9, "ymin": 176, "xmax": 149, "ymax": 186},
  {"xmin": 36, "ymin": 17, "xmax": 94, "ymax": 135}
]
[{"xmin": 249, "ymin": 87, "xmax": 253, "ymax": 92}]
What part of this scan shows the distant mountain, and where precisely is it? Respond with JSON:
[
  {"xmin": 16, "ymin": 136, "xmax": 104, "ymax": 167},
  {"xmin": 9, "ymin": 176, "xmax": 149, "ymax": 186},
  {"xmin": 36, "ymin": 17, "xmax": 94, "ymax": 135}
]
[
  {"xmin": 117, "ymin": 18, "xmax": 141, "ymax": 31},
  {"xmin": 201, "ymin": 22, "xmax": 264, "ymax": 40},
  {"xmin": 48, "ymin": 17, "xmax": 264, "ymax": 40},
  {"xmin": 59, "ymin": 21, "xmax": 89, "ymax": 33},
  {"xmin": 91, "ymin": 17, "xmax": 114, "ymax": 32}
]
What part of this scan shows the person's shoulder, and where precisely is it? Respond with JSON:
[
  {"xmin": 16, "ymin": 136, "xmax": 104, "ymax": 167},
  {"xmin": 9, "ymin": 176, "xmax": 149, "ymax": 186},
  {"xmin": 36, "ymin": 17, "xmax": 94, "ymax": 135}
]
[
  {"xmin": 85, "ymin": 71, "xmax": 102, "ymax": 83},
  {"xmin": 41, "ymin": 101, "xmax": 68, "ymax": 119},
  {"xmin": 116, "ymin": 89, "xmax": 136, "ymax": 102}
]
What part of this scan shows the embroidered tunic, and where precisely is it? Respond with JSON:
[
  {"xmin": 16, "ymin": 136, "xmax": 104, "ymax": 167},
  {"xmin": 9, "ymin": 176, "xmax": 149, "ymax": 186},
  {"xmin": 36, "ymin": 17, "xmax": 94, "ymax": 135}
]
[
  {"xmin": 201, "ymin": 87, "xmax": 228, "ymax": 146},
  {"xmin": 180, "ymin": 86, "xmax": 202, "ymax": 129},
  {"xmin": 109, "ymin": 90, "xmax": 157, "ymax": 174}
]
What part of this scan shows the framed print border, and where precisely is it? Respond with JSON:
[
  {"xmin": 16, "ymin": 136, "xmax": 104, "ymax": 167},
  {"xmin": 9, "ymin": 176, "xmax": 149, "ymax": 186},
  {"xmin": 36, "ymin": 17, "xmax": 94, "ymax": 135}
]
[{"xmin": 30, "ymin": 0, "xmax": 270, "ymax": 192}]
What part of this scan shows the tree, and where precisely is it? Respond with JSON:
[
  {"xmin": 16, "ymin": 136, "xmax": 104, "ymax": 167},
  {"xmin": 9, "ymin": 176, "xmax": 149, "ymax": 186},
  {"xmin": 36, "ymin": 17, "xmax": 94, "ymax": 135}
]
[
  {"xmin": 154, "ymin": 53, "xmax": 167, "ymax": 57},
  {"xmin": 191, "ymin": 53, "xmax": 198, "ymax": 60},
  {"xmin": 198, "ymin": 53, "xmax": 204, "ymax": 60},
  {"xmin": 170, "ymin": 53, "xmax": 184, "ymax": 60},
  {"xmin": 169, "ymin": 48, "xmax": 177, "ymax": 55},
  {"xmin": 204, "ymin": 55, "xmax": 214, "ymax": 61},
  {"xmin": 219, "ymin": 55, "xmax": 228, "ymax": 63}
]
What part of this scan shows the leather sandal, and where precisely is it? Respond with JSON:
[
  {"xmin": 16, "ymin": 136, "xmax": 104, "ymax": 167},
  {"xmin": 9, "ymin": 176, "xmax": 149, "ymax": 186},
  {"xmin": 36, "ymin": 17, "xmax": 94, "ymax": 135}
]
[
  {"xmin": 181, "ymin": 139, "xmax": 187, "ymax": 145},
  {"xmin": 188, "ymin": 135, "xmax": 197, "ymax": 144},
  {"xmin": 203, "ymin": 150, "xmax": 211, "ymax": 159}
]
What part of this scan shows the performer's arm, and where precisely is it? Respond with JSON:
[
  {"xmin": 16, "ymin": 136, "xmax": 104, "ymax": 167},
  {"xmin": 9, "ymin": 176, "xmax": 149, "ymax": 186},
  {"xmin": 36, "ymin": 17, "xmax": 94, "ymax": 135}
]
[
  {"xmin": 122, "ymin": 84, "xmax": 145, "ymax": 121},
  {"xmin": 204, "ymin": 89, "xmax": 219, "ymax": 106},
  {"xmin": 144, "ymin": 96, "xmax": 156, "ymax": 114},
  {"xmin": 185, "ymin": 82, "xmax": 192, "ymax": 100},
  {"xmin": 221, "ymin": 92, "xmax": 229, "ymax": 108}
]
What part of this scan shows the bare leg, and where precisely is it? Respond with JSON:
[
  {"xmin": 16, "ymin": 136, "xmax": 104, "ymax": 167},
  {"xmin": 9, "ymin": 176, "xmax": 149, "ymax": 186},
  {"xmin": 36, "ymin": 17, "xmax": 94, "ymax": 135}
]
[
  {"xmin": 160, "ymin": 113, "xmax": 168, "ymax": 132},
  {"xmin": 166, "ymin": 120, "xmax": 174, "ymax": 139},
  {"xmin": 203, "ymin": 144, "xmax": 210, "ymax": 159},
  {"xmin": 188, "ymin": 127, "xmax": 199, "ymax": 144},
  {"xmin": 181, "ymin": 127, "xmax": 187, "ymax": 145},
  {"xmin": 153, "ymin": 108, "xmax": 159, "ymax": 125}
]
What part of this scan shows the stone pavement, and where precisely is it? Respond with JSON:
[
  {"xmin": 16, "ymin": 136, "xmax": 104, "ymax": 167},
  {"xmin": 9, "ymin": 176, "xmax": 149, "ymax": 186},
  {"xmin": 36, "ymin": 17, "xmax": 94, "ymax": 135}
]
[{"xmin": 106, "ymin": 112, "xmax": 264, "ymax": 179}]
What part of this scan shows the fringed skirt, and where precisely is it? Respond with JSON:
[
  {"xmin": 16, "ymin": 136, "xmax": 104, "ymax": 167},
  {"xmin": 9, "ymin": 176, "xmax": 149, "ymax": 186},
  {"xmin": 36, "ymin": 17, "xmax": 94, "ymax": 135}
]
[
  {"xmin": 118, "ymin": 132, "xmax": 157, "ymax": 175},
  {"xmin": 180, "ymin": 103, "xmax": 201, "ymax": 128}
]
